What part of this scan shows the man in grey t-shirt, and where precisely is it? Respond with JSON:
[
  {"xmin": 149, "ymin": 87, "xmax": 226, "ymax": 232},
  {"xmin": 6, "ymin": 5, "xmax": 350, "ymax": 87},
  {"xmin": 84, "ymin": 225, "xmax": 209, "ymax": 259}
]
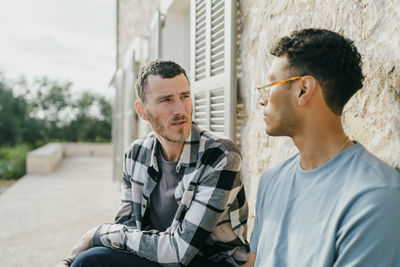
[{"xmin": 57, "ymin": 60, "xmax": 249, "ymax": 267}]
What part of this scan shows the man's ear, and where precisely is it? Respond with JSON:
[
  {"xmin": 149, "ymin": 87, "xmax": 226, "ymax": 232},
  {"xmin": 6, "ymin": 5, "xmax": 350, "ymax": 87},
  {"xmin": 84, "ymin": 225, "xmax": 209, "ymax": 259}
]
[
  {"xmin": 297, "ymin": 76, "xmax": 317, "ymax": 106},
  {"xmin": 134, "ymin": 101, "xmax": 149, "ymax": 121}
]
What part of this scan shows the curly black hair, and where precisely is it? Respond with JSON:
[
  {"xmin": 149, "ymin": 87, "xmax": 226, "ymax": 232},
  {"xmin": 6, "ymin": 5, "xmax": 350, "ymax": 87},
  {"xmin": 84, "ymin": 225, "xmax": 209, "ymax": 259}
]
[
  {"xmin": 270, "ymin": 28, "xmax": 364, "ymax": 115},
  {"xmin": 136, "ymin": 60, "xmax": 189, "ymax": 102}
]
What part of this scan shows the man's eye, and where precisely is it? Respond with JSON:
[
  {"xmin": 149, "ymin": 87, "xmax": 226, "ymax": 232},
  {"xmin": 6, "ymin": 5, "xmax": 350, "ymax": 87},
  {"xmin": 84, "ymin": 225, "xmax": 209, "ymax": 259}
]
[
  {"xmin": 160, "ymin": 98, "xmax": 170, "ymax": 102},
  {"xmin": 182, "ymin": 95, "xmax": 190, "ymax": 99}
]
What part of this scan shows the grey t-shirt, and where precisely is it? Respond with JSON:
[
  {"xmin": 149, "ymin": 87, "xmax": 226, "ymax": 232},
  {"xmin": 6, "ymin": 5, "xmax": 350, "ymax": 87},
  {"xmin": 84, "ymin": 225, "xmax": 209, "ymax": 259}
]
[{"xmin": 149, "ymin": 148, "xmax": 179, "ymax": 231}]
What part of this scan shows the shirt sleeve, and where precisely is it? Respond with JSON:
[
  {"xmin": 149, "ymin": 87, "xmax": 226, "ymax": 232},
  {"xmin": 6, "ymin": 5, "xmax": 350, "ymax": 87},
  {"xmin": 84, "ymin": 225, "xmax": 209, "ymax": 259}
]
[
  {"xmin": 92, "ymin": 149, "xmax": 243, "ymax": 266},
  {"xmin": 249, "ymin": 173, "xmax": 265, "ymax": 253},
  {"xmin": 334, "ymin": 187, "xmax": 400, "ymax": 267},
  {"xmin": 113, "ymin": 154, "xmax": 136, "ymax": 226}
]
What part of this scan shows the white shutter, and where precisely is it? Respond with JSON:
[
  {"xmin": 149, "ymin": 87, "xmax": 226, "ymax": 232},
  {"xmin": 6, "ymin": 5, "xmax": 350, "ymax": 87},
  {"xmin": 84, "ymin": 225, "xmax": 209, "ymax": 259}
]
[
  {"xmin": 190, "ymin": 0, "xmax": 237, "ymax": 140},
  {"xmin": 149, "ymin": 11, "xmax": 162, "ymax": 61}
]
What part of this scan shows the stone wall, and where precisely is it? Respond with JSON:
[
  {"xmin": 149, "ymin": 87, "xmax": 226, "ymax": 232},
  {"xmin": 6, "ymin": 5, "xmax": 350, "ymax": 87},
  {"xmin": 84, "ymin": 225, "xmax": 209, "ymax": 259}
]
[
  {"xmin": 117, "ymin": 0, "xmax": 159, "ymax": 68},
  {"xmin": 115, "ymin": 0, "xmax": 400, "ymax": 235},
  {"xmin": 239, "ymin": 0, "xmax": 400, "ymax": 230}
]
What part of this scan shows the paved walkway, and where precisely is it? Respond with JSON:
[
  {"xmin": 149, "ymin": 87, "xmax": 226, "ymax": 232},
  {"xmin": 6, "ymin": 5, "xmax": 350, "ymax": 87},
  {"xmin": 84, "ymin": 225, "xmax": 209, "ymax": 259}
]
[{"xmin": 0, "ymin": 156, "xmax": 121, "ymax": 267}]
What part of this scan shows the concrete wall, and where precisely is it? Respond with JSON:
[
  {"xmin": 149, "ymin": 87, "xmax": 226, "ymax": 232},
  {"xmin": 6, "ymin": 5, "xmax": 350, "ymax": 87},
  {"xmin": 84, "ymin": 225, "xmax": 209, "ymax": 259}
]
[
  {"xmin": 62, "ymin": 143, "xmax": 112, "ymax": 157},
  {"xmin": 27, "ymin": 143, "xmax": 63, "ymax": 174},
  {"xmin": 26, "ymin": 143, "xmax": 112, "ymax": 174},
  {"xmin": 238, "ymin": 0, "xmax": 400, "ymax": 229}
]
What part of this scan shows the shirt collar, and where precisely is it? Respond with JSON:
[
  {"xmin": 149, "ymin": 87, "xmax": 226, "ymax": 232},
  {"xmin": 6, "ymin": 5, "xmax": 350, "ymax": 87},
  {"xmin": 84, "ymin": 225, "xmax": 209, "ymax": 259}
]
[{"xmin": 149, "ymin": 123, "xmax": 203, "ymax": 171}]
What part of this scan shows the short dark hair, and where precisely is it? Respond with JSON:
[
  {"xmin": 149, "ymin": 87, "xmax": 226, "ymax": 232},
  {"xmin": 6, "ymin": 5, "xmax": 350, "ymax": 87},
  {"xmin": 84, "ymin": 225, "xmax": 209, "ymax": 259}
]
[
  {"xmin": 135, "ymin": 60, "xmax": 189, "ymax": 102},
  {"xmin": 270, "ymin": 28, "xmax": 364, "ymax": 115}
]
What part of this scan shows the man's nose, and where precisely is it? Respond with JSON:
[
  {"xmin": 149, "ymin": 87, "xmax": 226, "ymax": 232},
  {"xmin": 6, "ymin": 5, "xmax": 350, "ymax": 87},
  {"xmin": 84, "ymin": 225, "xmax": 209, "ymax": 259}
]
[{"xmin": 173, "ymin": 99, "xmax": 185, "ymax": 114}]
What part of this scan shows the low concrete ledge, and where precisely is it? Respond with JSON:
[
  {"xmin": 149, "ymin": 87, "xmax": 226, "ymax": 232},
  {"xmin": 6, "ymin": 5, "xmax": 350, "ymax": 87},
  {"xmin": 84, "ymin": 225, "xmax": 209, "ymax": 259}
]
[
  {"xmin": 62, "ymin": 142, "xmax": 112, "ymax": 157},
  {"xmin": 26, "ymin": 143, "xmax": 63, "ymax": 174},
  {"xmin": 26, "ymin": 143, "xmax": 112, "ymax": 174}
]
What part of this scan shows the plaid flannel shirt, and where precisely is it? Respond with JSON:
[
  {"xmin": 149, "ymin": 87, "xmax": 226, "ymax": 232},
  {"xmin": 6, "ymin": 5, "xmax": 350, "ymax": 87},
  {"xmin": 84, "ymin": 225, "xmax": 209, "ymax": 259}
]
[{"xmin": 91, "ymin": 124, "xmax": 249, "ymax": 266}]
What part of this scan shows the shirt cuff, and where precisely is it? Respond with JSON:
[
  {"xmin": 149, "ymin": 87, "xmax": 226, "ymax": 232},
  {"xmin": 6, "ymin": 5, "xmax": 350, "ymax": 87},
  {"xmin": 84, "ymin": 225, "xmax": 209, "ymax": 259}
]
[
  {"xmin": 91, "ymin": 225, "xmax": 104, "ymax": 247},
  {"xmin": 63, "ymin": 254, "xmax": 77, "ymax": 265}
]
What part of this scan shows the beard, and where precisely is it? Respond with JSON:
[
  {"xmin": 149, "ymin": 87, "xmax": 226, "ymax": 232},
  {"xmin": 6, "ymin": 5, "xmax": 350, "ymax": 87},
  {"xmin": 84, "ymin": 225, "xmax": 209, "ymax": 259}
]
[{"xmin": 147, "ymin": 112, "xmax": 192, "ymax": 143}]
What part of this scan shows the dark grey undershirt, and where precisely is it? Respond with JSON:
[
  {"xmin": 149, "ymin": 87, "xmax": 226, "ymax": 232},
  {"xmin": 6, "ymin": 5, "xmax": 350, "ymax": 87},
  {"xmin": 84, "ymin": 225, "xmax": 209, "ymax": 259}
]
[{"xmin": 149, "ymin": 148, "xmax": 179, "ymax": 232}]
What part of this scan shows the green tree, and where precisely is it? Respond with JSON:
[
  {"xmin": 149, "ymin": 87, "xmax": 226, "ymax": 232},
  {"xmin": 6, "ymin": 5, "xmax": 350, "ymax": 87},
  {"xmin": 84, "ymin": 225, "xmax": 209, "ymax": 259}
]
[
  {"xmin": 1, "ymin": 74, "xmax": 111, "ymax": 145},
  {"xmin": 29, "ymin": 77, "xmax": 73, "ymax": 141},
  {"xmin": 0, "ymin": 74, "xmax": 112, "ymax": 180},
  {"xmin": 0, "ymin": 74, "xmax": 29, "ymax": 146},
  {"xmin": 64, "ymin": 91, "xmax": 112, "ymax": 141}
]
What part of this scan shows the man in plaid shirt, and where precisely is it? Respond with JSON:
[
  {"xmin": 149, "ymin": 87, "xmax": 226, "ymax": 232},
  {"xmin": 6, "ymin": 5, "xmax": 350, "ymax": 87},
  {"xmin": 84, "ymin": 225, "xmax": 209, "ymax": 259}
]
[{"xmin": 57, "ymin": 60, "xmax": 249, "ymax": 267}]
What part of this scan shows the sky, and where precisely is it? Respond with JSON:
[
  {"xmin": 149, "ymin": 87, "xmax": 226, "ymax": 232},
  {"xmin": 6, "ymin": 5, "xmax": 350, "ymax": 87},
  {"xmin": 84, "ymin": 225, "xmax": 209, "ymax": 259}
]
[{"xmin": 0, "ymin": 0, "xmax": 115, "ymax": 98}]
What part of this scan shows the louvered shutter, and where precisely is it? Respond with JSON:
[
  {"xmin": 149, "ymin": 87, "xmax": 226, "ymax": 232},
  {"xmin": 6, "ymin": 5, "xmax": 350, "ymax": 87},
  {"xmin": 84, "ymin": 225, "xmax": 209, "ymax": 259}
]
[
  {"xmin": 149, "ymin": 11, "xmax": 161, "ymax": 61},
  {"xmin": 190, "ymin": 0, "xmax": 237, "ymax": 140}
]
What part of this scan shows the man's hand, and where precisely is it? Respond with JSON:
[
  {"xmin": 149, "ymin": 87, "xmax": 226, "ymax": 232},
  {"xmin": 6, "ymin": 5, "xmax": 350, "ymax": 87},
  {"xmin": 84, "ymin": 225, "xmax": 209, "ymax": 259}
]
[
  {"xmin": 70, "ymin": 225, "xmax": 99, "ymax": 256},
  {"xmin": 55, "ymin": 260, "xmax": 69, "ymax": 267},
  {"xmin": 241, "ymin": 251, "xmax": 256, "ymax": 267},
  {"xmin": 54, "ymin": 226, "xmax": 100, "ymax": 267}
]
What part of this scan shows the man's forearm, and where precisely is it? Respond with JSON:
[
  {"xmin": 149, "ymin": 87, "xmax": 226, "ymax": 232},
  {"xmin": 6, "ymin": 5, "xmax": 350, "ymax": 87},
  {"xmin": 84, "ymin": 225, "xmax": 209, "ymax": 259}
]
[
  {"xmin": 92, "ymin": 168, "xmax": 243, "ymax": 265},
  {"xmin": 58, "ymin": 225, "xmax": 99, "ymax": 266}
]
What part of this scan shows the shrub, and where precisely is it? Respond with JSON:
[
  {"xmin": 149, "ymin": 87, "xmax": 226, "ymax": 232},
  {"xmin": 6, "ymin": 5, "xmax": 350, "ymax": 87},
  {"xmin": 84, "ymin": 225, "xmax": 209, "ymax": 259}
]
[{"xmin": 0, "ymin": 144, "xmax": 32, "ymax": 179}]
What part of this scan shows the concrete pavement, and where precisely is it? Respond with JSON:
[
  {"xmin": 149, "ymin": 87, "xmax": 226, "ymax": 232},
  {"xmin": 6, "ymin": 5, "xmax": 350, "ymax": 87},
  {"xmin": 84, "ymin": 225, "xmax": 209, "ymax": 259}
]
[{"xmin": 0, "ymin": 156, "xmax": 121, "ymax": 267}]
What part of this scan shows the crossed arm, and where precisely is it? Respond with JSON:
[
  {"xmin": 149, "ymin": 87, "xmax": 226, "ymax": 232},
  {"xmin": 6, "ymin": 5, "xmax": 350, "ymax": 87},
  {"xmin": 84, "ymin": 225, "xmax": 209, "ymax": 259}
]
[
  {"xmin": 241, "ymin": 251, "xmax": 256, "ymax": 267},
  {"xmin": 56, "ymin": 151, "xmax": 244, "ymax": 266}
]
